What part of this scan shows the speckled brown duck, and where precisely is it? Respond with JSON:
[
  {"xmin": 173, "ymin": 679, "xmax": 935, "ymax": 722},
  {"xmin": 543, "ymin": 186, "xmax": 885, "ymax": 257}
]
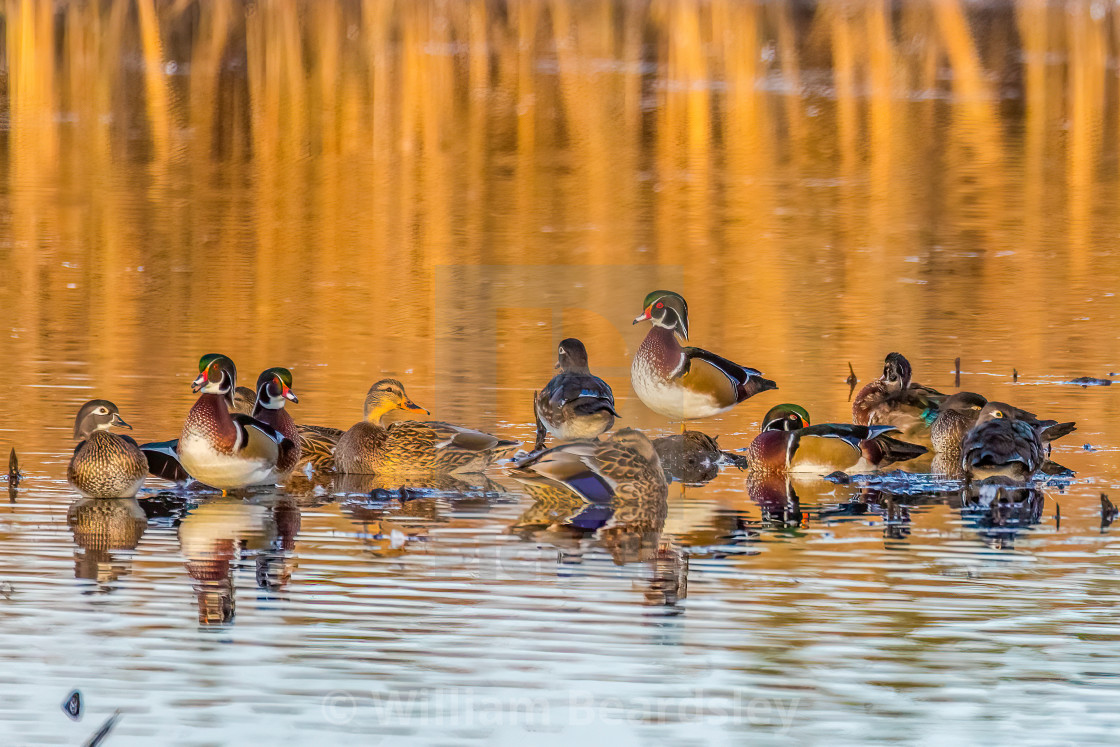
[
  {"xmin": 534, "ymin": 338, "xmax": 619, "ymax": 450},
  {"xmin": 743, "ymin": 403, "xmax": 927, "ymax": 475},
  {"xmin": 333, "ymin": 379, "xmax": 518, "ymax": 474},
  {"xmin": 631, "ymin": 291, "xmax": 775, "ymax": 421},
  {"xmin": 852, "ymin": 353, "xmax": 946, "ymax": 443},
  {"xmin": 67, "ymin": 400, "xmax": 149, "ymax": 499},
  {"xmin": 508, "ymin": 428, "xmax": 668, "ymax": 541}
]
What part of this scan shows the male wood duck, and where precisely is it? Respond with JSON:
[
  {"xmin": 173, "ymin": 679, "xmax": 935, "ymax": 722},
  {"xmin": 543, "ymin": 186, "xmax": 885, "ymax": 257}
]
[
  {"xmin": 67, "ymin": 400, "xmax": 149, "ymax": 499},
  {"xmin": 334, "ymin": 379, "xmax": 518, "ymax": 474},
  {"xmin": 960, "ymin": 402, "xmax": 1075, "ymax": 481},
  {"xmin": 508, "ymin": 428, "xmax": 668, "ymax": 541},
  {"xmin": 631, "ymin": 290, "xmax": 776, "ymax": 422},
  {"xmin": 250, "ymin": 367, "xmax": 302, "ymax": 475},
  {"xmin": 742, "ymin": 403, "xmax": 927, "ymax": 475},
  {"xmin": 534, "ymin": 338, "xmax": 619, "ymax": 450},
  {"xmin": 176, "ymin": 354, "xmax": 295, "ymax": 490},
  {"xmin": 852, "ymin": 353, "xmax": 946, "ymax": 443}
]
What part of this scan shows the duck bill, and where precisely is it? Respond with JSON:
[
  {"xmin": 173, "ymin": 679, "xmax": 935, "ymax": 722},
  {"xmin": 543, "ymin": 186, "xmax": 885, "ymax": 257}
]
[
  {"xmin": 282, "ymin": 385, "xmax": 299, "ymax": 404},
  {"xmin": 191, "ymin": 372, "xmax": 207, "ymax": 393},
  {"xmin": 632, "ymin": 305, "xmax": 653, "ymax": 325},
  {"xmin": 110, "ymin": 413, "xmax": 132, "ymax": 430},
  {"xmin": 402, "ymin": 398, "xmax": 430, "ymax": 415}
]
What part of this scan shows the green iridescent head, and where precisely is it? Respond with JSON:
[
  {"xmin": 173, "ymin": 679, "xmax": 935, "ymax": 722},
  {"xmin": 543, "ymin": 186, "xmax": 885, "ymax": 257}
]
[
  {"xmin": 192, "ymin": 353, "xmax": 237, "ymax": 395},
  {"xmin": 254, "ymin": 367, "xmax": 298, "ymax": 409},
  {"xmin": 761, "ymin": 403, "xmax": 810, "ymax": 432},
  {"xmin": 632, "ymin": 290, "xmax": 689, "ymax": 339}
]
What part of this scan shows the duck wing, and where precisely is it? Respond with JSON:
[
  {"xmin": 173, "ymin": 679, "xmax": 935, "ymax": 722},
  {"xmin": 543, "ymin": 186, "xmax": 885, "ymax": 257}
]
[
  {"xmin": 297, "ymin": 423, "xmax": 343, "ymax": 470},
  {"xmin": 680, "ymin": 347, "xmax": 777, "ymax": 404},
  {"xmin": 230, "ymin": 414, "xmax": 295, "ymax": 464}
]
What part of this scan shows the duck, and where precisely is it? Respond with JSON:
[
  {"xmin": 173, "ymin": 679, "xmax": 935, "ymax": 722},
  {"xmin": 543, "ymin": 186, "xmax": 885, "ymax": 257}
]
[
  {"xmin": 742, "ymin": 403, "xmax": 927, "ymax": 475},
  {"xmin": 533, "ymin": 337, "xmax": 619, "ymax": 450},
  {"xmin": 631, "ymin": 290, "xmax": 776, "ymax": 422},
  {"xmin": 652, "ymin": 430, "xmax": 745, "ymax": 484},
  {"xmin": 232, "ymin": 386, "xmax": 257, "ymax": 415},
  {"xmin": 508, "ymin": 429, "xmax": 668, "ymax": 561},
  {"xmin": 960, "ymin": 401, "xmax": 1075, "ymax": 481},
  {"xmin": 249, "ymin": 367, "xmax": 302, "ymax": 475},
  {"xmin": 176, "ymin": 354, "xmax": 296, "ymax": 490},
  {"xmin": 852, "ymin": 352, "xmax": 946, "ymax": 443},
  {"xmin": 930, "ymin": 392, "xmax": 989, "ymax": 454},
  {"xmin": 333, "ymin": 379, "xmax": 518, "ymax": 475},
  {"xmin": 67, "ymin": 400, "xmax": 149, "ymax": 499}
]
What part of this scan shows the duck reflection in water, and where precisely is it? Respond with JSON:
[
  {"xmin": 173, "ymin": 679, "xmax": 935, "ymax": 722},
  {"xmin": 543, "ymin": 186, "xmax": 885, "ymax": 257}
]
[
  {"xmin": 67, "ymin": 498, "xmax": 147, "ymax": 591},
  {"xmin": 178, "ymin": 499, "xmax": 279, "ymax": 625},
  {"xmin": 508, "ymin": 429, "xmax": 680, "ymax": 606},
  {"xmin": 745, "ymin": 474, "xmax": 805, "ymax": 529},
  {"xmin": 961, "ymin": 477, "xmax": 1045, "ymax": 549}
]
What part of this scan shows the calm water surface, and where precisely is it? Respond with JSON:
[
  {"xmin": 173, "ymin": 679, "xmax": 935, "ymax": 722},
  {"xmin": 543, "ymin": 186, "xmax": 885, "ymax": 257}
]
[{"xmin": 3, "ymin": 0, "xmax": 1120, "ymax": 743}]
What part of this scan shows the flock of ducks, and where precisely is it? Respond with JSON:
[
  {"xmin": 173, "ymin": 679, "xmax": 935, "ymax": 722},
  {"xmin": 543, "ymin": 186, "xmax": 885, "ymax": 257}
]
[{"xmin": 66, "ymin": 290, "xmax": 1078, "ymax": 506}]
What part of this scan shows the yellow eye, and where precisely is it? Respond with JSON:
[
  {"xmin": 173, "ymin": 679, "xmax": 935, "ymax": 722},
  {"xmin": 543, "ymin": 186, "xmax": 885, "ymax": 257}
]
[{"xmin": 993, "ymin": 410, "xmax": 1004, "ymax": 418}]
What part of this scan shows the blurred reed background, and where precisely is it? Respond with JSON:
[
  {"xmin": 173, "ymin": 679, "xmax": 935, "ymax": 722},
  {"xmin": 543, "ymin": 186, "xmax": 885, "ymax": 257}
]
[{"xmin": 2, "ymin": 0, "xmax": 1119, "ymax": 460}]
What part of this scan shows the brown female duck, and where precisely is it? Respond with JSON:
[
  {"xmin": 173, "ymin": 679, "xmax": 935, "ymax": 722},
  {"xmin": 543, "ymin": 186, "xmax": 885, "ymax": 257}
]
[
  {"xmin": 67, "ymin": 400, "xmax": 148, "ymax": 498},
  {"xmin": 334, "ymin": 379, "xmax": 517, "ymax": 474}
]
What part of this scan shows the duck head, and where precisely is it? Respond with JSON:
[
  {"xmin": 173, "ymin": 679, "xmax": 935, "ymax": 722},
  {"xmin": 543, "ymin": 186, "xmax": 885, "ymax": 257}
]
[
  {"xmin": 881, "ymin": 352, "xmax": 913, "ymax": 391},
  {"xmin": 254, "ymin": 367, "xmax": 299, "ymax": 410},
  {"xmin": 363, "ymin": 379, "xmax": 430, "ymax": 425},
  {"xmin": 192, "ymin": 354, "xmax": 237, "ymax": 405},
  {"xmin": 73, "ymin": 399, "xmax": 131, "ymax": 440},
  {"xmin": 941, "ymin": 391, "xmax": 987, "ymax": 413},
  {"xmin": 975, "ymin": 401, "xmax": 1017, "ymax": 426},
  {"xmin": 633, "ymin": 290, "xmax": 689, "ymax": 340},
  {"xmin": 556, "ymin": 338, "xmax": 591, "ymax": 373},
  {"xmin": 761, "ymin": 404, "xmax": 810, "ymax": 432}
]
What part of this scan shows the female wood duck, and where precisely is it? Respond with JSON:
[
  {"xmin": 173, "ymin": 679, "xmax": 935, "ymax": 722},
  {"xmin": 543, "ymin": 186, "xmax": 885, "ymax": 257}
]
[
  {"xmin": 334, "ymin": 379, "xmax": 518, "ymax": 474},
  {"xmin": 631, "ymin": 290, "xmax": 776, "ymax": 421},
  {"xmin": 67, "ymin": 400, "xmax": 149, "ymax": 499},
  {"xmin": 852, "ymin": 353, "xmax": 946, "ymax": 443},
  {"xmin": 742, "ymin": 403, "xmax": 927, "ymax": 475},
  {"xmin": 177, "ymin": 354, "xmax": 295, "ymax": 490},
  {"xmin": 930, "ymin": 392, "xmax": 988, "ymax": 454},
  {"xmin": 961, "ymin": 402, "xmax": 1075, "ymax": 480},
  {"xmin": 250, "ymin": 367, "xmax": 302, "ymax": 475},
  {"xmin": 534, "ymin": 338, "xmax": 619, "ymax": 450},
  {"xmin": 508, "ymin": 428, "xmax": 668, "ymax": 542}
]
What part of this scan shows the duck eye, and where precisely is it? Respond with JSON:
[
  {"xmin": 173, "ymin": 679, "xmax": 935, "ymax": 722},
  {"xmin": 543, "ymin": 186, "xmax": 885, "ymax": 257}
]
[
  {"xmin": 97, "ymin": 407, "xmax": 108, "ymax": 415},
  {"xmin": 656, "ymin": 302, "xmax": 664, "ymax": 309},
  {"xmin": 993, "ymin": 410, "xmax": 1003, "ymax": 418}
]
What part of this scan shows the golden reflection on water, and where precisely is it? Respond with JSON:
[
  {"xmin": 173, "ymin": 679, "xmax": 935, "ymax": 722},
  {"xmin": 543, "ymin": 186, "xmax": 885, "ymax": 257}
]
[{"xmin": 3, "ymin": 2, "xmax": 1120, "ymax": 496}]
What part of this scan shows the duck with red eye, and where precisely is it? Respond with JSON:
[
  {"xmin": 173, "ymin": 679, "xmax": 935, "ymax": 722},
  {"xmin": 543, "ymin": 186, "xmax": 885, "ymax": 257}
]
[
  {"xmin": 250, "ymin": 367, "xmax": 302, "ymax": 476},
  {"xmin": 175, "ymin": 354, "xmax": 294, "ymax": 490},
  {"xmin": 741, "ymin": 403, "xmax": 927, "ymax": 475},
  {"xmin": 631, "ymin": 290, "xmax": 776, "ymax": 423},
  {"xmin": 960, "ymin": 402, "xmax": 1069, "ymax": 481},
  {"xmin": 67, "ymin": 399, "xmax": 149, "ymax": 498}
]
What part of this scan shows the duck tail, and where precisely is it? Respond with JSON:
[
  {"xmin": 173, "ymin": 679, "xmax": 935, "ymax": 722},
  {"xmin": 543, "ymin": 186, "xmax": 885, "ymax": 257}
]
[
  {"xmin": 865, "ymin": 436, "xmax": 927, "ymax": 467},
  {"xmin": 140, "ymin": 439, "xmax": 192, "ymax": 483},
  {"xmin": 1042, "ymin": 421, "xmax": 1076, "ymax": 442},
  {"xmin": 738, "ymin": 375, "xmax": 778, "ymax": 401}
]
